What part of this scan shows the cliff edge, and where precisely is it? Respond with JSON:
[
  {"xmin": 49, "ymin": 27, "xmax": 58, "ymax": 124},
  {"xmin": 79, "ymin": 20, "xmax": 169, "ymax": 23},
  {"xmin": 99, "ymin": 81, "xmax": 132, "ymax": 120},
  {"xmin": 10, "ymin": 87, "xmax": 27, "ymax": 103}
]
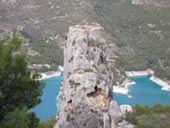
[{"xmin": 55, "ymin": 24, "xmax": 134, "ymax": 128}]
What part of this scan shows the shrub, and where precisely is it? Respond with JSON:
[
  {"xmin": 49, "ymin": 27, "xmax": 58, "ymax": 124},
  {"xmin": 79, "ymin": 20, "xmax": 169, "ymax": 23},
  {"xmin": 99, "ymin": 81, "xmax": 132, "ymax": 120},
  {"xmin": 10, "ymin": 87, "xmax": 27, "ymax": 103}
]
[{"xmin": 84, "ymin": 68, "xmax": 94, "ymax": 72}]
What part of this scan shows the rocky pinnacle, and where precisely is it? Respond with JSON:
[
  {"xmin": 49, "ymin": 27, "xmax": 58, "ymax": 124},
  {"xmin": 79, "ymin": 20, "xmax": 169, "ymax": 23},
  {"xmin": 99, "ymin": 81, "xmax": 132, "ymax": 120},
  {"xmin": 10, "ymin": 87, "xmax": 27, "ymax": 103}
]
[{"xmin": 55, "ymin": 23, "xmax": 133, "ymax": 128}]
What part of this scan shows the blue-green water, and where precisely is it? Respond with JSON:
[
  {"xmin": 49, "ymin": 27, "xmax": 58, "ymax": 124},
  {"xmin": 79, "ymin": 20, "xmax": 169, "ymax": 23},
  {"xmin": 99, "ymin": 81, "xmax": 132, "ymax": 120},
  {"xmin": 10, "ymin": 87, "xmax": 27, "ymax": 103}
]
[
  {"xmin": 31, "ymin": 75, "xmax": 170, "ymax": 121},
  {"xmin": 114, "ymin": 75, "xmax": 170, "ymax": 105},
  {"xmin": 30, "ymin": 74, "xmax": 63, "ymax": 121}
]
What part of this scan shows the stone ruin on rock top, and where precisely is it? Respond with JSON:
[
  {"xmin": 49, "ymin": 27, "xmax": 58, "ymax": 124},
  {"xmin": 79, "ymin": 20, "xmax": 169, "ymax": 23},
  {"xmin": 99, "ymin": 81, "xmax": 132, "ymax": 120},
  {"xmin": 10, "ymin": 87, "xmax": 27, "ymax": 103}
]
[{"xmin": 55, "ymin": 23, "xmax": 134, "ymax": 128}]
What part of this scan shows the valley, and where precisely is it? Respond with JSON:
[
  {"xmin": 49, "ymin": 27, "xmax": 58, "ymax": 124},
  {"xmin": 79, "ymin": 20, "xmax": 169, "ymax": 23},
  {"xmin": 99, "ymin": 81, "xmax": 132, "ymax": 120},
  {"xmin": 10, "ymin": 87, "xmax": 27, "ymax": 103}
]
[{"xmin": 0, "ymin": 0, "xmax": 170, "ymax": 83}]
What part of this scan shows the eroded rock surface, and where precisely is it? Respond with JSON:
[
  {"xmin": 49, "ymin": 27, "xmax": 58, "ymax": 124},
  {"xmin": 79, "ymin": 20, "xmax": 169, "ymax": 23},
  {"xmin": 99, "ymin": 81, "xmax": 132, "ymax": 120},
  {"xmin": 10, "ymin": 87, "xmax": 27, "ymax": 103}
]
[{"xmin": 55, "ymin": 23, "xmax": 134, "ymax": 128}]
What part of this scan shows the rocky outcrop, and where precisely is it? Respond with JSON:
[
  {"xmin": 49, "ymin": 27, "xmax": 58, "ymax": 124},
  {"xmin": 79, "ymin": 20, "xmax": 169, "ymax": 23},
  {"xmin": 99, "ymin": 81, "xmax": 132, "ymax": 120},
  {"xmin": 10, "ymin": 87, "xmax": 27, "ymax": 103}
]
[
  {"xmin": 55, "ymin": 23, "xmax": 134, "ymax": 128},
  {"xmin": 120, "ymin": 105, "xmax": 133, "ymax": 117},
  {"xmin": 132, "ymin": 0, "xmax": 170, "ymax": 7}
]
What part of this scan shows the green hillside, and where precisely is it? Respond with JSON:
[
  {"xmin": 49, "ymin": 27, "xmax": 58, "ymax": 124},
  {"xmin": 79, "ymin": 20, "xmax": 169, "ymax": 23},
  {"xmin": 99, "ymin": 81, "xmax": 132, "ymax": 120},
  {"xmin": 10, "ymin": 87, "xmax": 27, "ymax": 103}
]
[
  {"xmin": 0, "ymin": 0, "xmax": 170, "ymax": 81},
  {"xmin": 93, "ymin": 0, "xmax": 170, "ymax": 81}
]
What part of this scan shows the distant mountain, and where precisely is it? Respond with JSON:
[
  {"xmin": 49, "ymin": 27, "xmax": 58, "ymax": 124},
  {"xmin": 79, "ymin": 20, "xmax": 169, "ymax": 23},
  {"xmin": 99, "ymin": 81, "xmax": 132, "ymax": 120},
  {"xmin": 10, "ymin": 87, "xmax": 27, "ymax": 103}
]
[
  {"xmin": 93, "ymin": 0, "xmax": 170, "ymax": 82},
  {"xmin": 132, "ymin": 0, "xmax": 170, "ymax": 7},
  {"xmin": 0, "ymin": 0, "xmax": 170, "ymax": 82},
  {"xmin": 0, "ymin": 0, "xmax": 99, "ymax": 70},
  {"xmin": 0, "ymin": 0, "xmax": 95, "ymax": 43}
]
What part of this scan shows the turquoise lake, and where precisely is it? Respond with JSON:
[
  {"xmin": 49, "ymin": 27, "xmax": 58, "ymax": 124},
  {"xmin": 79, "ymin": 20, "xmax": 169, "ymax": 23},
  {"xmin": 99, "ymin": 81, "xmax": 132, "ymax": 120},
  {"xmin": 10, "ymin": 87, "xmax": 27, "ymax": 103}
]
[
  {"xmin": 31, "ymin": 75, "xmax": 170, "ymax": 121},
  {"xmin": 114, "ymin": 75, "xmax": 170, "ymax": 106},
  {"xmin": 30, "ymin": 74, "xmax": 63, "ymax": 121}
]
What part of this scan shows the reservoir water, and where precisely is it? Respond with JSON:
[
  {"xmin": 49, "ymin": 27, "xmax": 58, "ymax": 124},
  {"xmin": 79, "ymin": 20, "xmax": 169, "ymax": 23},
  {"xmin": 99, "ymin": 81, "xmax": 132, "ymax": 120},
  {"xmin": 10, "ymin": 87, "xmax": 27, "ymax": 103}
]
[
  {"xmin": 30, "ymin": 74, "xmax": 63, "ymax": 121},
  {"xmin": 31, "ymin": 75, "xmax": 170, "ymax": 121},
  {"xmin": 114, "ymin": 75, "xmax": 170, "ymax": 105}
]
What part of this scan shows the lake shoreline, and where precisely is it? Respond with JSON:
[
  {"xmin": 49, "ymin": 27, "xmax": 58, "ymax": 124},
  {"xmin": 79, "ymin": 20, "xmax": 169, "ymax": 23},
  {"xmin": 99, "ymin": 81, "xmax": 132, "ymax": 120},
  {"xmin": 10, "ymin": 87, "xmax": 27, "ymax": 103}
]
[
  {"xmin": 113, "ymin": 69, "xmax": 170, "ymax": 95},
  {"xmin": 150, "ymin": 76, "xmax": 170, "ymax": 91},
  {"xmin": 39, "ymin": 71, "xmax": 62, "ymax": 80},
  {"xmin": 39, "ymin": 65, "xmax": 64, "ymax": 80},
  {"xmin": 113, "ymin": 79, "xmax": 136, "ymax": 95}
]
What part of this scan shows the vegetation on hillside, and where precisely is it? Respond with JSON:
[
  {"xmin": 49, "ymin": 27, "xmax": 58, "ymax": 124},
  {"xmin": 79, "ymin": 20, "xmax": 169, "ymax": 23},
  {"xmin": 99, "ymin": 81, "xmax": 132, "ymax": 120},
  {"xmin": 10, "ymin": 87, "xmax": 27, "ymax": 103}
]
[
  {"xmin": 0, "ymin": 1, "xmax": 170, "ymax": 127},
  {"xmin": 38, "ymin": 116, "xmax": 56, "ymax": 128},
  {"xmin": 0, "ymin": 0, "xmax": 94, "ymax": 72},
  {"xmin": 27, "ymin": 38, "xmax": 63, "ymax": 72},
  {"xmin": 1, "ymin": 0, "xmax": 169, "ymax": 80},
  {"xmin": 125, "ymin": 104, "xmax": 170, "ymax": 128},
  {"xmin": 0, "ymin": 32, "xmax": 43, "ymax": 127},
  {"xmin": 93, "ymin": 0, "xmax": 170, "ymax": 81}
]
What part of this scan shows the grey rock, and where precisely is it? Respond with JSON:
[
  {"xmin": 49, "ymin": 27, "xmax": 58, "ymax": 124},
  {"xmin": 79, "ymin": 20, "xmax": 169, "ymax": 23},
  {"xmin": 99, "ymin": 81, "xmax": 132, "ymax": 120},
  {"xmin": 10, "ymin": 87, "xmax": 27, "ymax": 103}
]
[
  {"xmin": 55, "ymin": 23, "xmax": 134, "ymax": 128},
  {"xmin": 120, "ymin": 105, "xmax": 133, "ymax": 117},
  {"xmin": 103, "ymin": 113, "xmax": 111, "ymax": 128},
  {"xmin": 109, "ymin": 101, "xmax": 122, "ymax": 123},
  {"xmin": 117, "ymin": 120, "xmax": 135, "ymax": 128}
]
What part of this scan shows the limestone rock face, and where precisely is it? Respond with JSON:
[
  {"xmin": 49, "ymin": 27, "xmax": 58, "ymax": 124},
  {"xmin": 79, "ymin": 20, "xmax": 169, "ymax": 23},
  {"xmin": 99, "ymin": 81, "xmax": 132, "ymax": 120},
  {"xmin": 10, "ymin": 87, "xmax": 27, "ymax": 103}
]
[
  {"xmin": 132, "ymin": 0, "xmax": 170, "ymax": 7},
  {"xmin": 0, "ymin": 0, "xmax": 19, "ymax": 5},
  {"xmin": 120, "ymin": 105, "xmax": 133, "ymax": 117},
  {"xmin": 55, "ymin": 23, "xmax": 134, "ymax": 128}
]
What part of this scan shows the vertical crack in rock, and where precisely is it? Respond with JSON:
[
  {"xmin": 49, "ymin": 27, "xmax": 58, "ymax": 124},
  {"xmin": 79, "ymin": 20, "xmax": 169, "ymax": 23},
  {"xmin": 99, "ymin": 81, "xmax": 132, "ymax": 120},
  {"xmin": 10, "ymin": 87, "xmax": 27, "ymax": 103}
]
[{"xmin": 55, "ymin": 23, "xmax": 134, "ymax": 128}]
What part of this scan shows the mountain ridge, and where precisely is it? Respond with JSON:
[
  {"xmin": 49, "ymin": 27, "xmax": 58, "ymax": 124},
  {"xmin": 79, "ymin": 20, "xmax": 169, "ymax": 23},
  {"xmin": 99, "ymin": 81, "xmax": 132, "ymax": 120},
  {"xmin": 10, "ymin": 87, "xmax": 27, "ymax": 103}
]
[
  {"xmin": 0, "ymin": 0, "xmax": 170, "ymax": 82},
  {"xmin": 132, "ymin": 0, "xmax": 170, "ymax": 7}
]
